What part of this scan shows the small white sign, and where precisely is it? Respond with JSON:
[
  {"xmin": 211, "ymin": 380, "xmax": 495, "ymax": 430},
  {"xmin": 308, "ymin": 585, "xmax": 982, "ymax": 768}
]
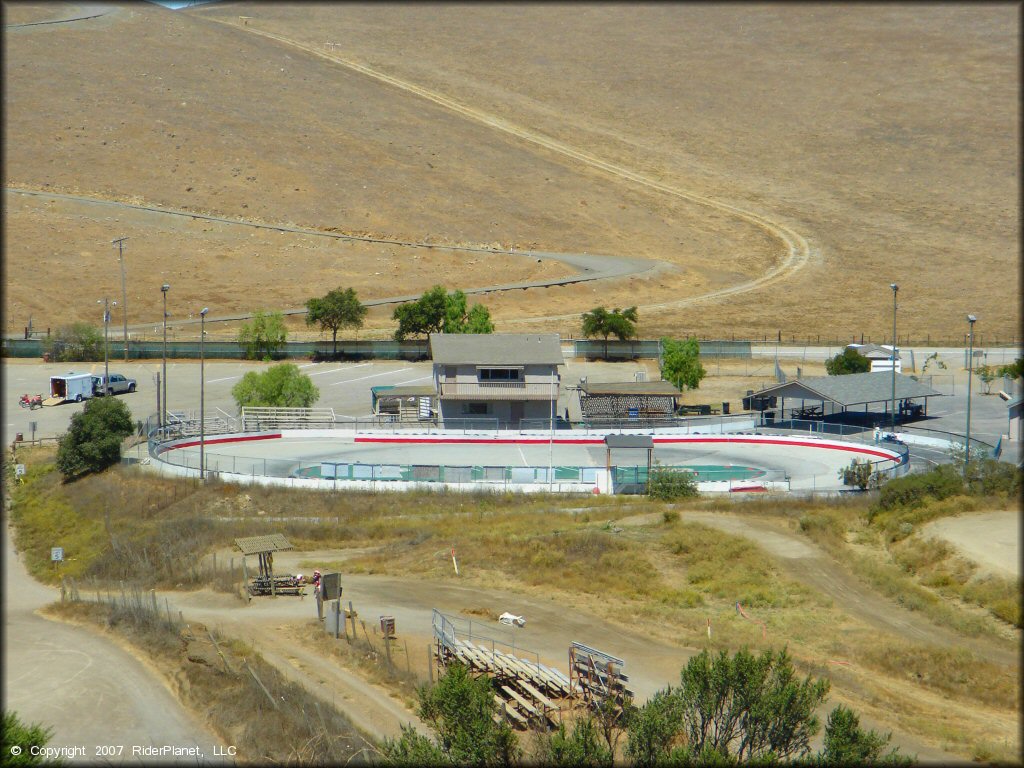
[
  {"xmin": 15, "ymin": 465, "xmax": 26, "ymax": 477},
  {"xmin": 51, "ymin": 547, "xmax": 64, "ymax": 562}
]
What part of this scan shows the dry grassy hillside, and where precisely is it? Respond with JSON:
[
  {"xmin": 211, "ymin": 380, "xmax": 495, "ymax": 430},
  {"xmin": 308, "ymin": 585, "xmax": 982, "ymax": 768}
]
[{"xmin": 3, "ymin": 2, "xmax": 1018, "ymax": 341}]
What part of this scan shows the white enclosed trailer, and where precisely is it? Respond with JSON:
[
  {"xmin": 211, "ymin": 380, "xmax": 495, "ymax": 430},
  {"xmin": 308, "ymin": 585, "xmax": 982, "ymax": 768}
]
[{"xmin": 47, "ymin": 372, "xmax": 95, "ymax": 405}]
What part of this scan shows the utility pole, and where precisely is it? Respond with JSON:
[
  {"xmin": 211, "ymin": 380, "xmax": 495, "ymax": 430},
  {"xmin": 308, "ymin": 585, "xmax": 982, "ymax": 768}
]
[
  {"xmin": 161, "ymin": 284, "xmax": 170, "ymax": 427},
  {"xmin": 113, "ymin": 236, "xmax": 129, "ymax": 361},
  {"xmin": 890, "ymin": 283, "xmax": 898, "ymax": 433},
  {"xmin": 965, "ymin": 314, "xmax": 977, "ymax": 474}
]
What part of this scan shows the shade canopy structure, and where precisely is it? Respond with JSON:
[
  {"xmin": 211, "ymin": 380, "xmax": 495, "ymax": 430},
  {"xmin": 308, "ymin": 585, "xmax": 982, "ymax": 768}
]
[
  {"xmin": 580, "ymin": 381, "xmax": 682, "ymax": 422},
  {"xmin": 750, "ymin": 372, "xmax": 942, "ymax": 425},
  {"xmin": 752, "ymin": 373, "xmax": 941, "ymax": 407},
  {"xmin": 234, "ymin": 534, "xmax": 293, "ymax": 556}
]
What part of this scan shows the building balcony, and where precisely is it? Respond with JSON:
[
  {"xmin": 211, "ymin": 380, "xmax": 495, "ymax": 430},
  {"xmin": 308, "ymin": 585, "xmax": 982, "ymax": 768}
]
[{"xmin": 438, "ymin": 381, "xmax": 558, "ymax": 400}]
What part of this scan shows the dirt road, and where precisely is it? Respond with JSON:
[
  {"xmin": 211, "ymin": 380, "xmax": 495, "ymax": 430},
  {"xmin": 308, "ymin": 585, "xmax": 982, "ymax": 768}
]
[
  {"xmin": 3, "ymin": 514, "xmax": 228, "ymax": 764},
  {"xmin": 921, "ymin": 510, "xmax": 1019, "ymax": 579}
]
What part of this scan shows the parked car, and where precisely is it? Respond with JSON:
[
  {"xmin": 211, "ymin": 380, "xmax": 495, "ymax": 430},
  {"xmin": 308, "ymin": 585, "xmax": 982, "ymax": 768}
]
[{"xmin": 92, "ymin": 373, "xmax": 137, "ymax": 396}]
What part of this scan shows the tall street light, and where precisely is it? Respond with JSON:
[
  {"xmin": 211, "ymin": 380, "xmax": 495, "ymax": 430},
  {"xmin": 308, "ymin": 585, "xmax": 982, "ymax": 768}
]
[
  {"xmin": 161, "ymin": 284, "xmax": 170, "ymax": 428},
  {"xmin": 199, "ymin": 307, "xmax": 209, "ymax": 482},
  {"xmin": 965, "ymin": 314, "xmax": 977, "ymax": 473},
  {"xmin": 890, "ymin": 283, "xmax": 898, "ymax": 433},
  {"xmin": 98, "ymin": 298, "xmax": 115, "ymax": 393},
  {"xmin": 113, "ymin": 236, "xmax": 129, "ymax": 361}
]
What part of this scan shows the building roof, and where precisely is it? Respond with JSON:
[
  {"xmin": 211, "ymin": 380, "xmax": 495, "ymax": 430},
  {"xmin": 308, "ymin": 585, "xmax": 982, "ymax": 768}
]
[
  {"xmin": 234, "ymin": 534, "xmax": 293, "ymax": 555},
  {"xmin": 847, "ymin": 343, "xmax": 899, "ymax": 359},
  {"xmin": 604, "ymin": 434, "xmax": 654, "ymax": 449},
  {"xmin": 580, "ymin": 381, "xmax": 681, "ymax": 396},
  {"xmin": 372, "ymin": 385, "xmax": 437, "ymax": 398},
  {"xmin": 430, "ymin": 333, "xmax": 564, "ymax": 365},
  {"xmin": 752, "ymin": 372, "xmax": 942, "ymax": 407}
]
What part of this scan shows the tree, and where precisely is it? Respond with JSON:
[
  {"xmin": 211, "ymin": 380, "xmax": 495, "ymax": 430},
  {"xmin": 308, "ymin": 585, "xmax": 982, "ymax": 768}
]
[
  {"xmin": 997, "ymin": 357, "xmax": 1023, "ymax": 380},
  {"xmin": 231, "ymin": 363, "xmax": 319, "ymax": 409},
  {"xmin": 55, "ymin": 397, "xmax": 134, "ymax": 481},
  {"xmin": 581, "ymin": 306, "xmax": 638, "ymax": 358},
  {"xmin": 305, "ymin": 287, "xmax": 367, "ymax": 355},
  {"xmin": 393, "ymin": 285, "xmax": 450, "ymax": 340},
  {"xmin": 238, "ymin": 311, "xmax": 287, "ymax": 360},
  {"xmin": 817, "ymin": 705, "xmax": 911, "ymax": 766},
  {"xmin": 825, "ymin": 348, "xmax": 871, "ymax": 376},
  {"xmin": 839, "ymin": 458, "xmax": 880, "ymax": 491},
  {"xmin": 648, "ymin": 462, "xmax": 699, "ymax": 500},
  {"xmin": 3, "ymin": 711, "xmax": 58, "ymax": 767},
  {"xmin": 660, "ymin": 337, "xmax": 706, "ymax": 391},
  {"xmin": 43, "ymin": 322, "xmax": 104, "ymax": 362},
  {"xmin": 538, "ymin": 717, "xmax": 614, "ymax": 767},
  {"xmin": 383, "ymin": 663, "xmax": 520, "ymax": 766},
  {"xmin": 626, "ymin": 648, "xmax": 830, "ymax": 764},
  {"xmin": 974, "ymin": 364, "xmax": 999, "ymax": 395},
  {"xmin": 465, "ymin": 303, "xmax": 495, "ymax": 334},
  {"xmin": 393, "ymin": 286, "xmax": 495, "ymax": 340}
]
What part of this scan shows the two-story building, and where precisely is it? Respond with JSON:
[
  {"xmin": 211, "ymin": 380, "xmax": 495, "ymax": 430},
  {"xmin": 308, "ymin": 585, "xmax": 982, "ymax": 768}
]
[{"xmin": 429, "ymin": 333, "xmax": 563, "ymax": 428}]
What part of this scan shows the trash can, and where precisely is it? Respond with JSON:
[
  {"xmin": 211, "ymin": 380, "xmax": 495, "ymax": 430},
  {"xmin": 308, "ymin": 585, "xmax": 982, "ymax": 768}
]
[
  {"xmin": 722, "ymin": 401, "xmax": 730, "ymax": 415},
  {"xmin": 15, "ymin": 433, "xmax": 23, "ymax": 442}
]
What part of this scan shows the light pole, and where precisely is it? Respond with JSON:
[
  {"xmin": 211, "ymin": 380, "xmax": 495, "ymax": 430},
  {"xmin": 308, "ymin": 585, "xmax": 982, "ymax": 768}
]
[
  {"xmin": 890, "ymin": 283, "xmax": 898, "ymax": 433},
  {"xmin": 98, "ymin": 298, "xmax": 115, "ymax": 393},
  {"xmin": 548, "ymin": 367, "xmax": 556, "ymax": 492},
  {"xmin": 965, "ymin": 314, "xmax": 977, "ymax": 473},
  {"xmin": 113, "ymin": 236, "xmax": 129, "ymax": 361},
  {"xmin": 199, "ymin": 307, "xmax": 209, "ymax": 482},
  {"xmin": 161, "ymin": 284, "xmax": 170, "ymax": 428}
]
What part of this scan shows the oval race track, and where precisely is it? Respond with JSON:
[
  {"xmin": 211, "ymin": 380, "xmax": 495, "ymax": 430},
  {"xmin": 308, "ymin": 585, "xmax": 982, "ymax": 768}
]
[{"xmin": 158, "ymin": 431, "xmax": 904, "ymax": 493}]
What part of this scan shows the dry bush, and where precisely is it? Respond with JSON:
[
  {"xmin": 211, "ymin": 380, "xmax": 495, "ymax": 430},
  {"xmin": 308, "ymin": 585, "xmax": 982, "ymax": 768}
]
[{"xmin": 859, "ymin": 641, "xmax": 1019, "ymax": 711}]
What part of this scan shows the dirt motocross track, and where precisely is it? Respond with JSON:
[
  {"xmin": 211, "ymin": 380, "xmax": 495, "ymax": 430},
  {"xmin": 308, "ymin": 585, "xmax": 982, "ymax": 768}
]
[
  {"xmin": 162, "ymin": 507, "xmax": 1017, "ymax": 763},
  {"xmin": 3, "ymin": 3, "xmax": 1019, "ymax": 340}
]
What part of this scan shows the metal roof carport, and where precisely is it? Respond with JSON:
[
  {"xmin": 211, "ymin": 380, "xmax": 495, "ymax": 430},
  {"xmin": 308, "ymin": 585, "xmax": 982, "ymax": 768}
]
[{"xmin": 751, "ymin": 372, "xmax": 943, "ymax": 425}]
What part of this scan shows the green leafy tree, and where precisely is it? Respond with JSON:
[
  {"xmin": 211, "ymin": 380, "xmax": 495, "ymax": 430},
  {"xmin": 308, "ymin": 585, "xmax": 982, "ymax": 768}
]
[
  {"xmin": 393, "ymin": 285, "xmax": 450, "ymax": 340},
  {"xmin": 817, "ymin": 705, "xmax": 911, "ymax": 766},
  {"xmin": 55, "ymin": 397, "xmax": 134, "ymax": 481},
  {"xmin": 238, "ymin": 310, "xmax": 288, "ymax": 360},
  {"xmin": 383, "ymin": 663, "xmax": 520, "ymax": 765},
  {"xmin": 539, "ymin": 717, "xmax": 614, "ymax": 767},
  {"xmin": 394, "ymin": 286, "xmax": 495, "ymax": 340},
  {"xmin": 648, "ymin": 462, "xmax": 699, "ymax": 500},
  {"xmin": 825, "ymin": 348, "xmax": 871, "ymax": 376},
  {"xmin": 3, "ymin": 711, "xmax": 59, "ymax": 766},
  {"xmin": 660, "ymin": 337, "xmax": 706, "ymax": 391},
  {"xmin": 43, "ymin": 322, "xmax": 104, "ymax": 362},
  {"xmin": 997, "ymin": 357, "xmax": 1023, "ymax": 380},
  {"xmin": 581, "ymin": 306, "xmax": 638, "ymax": 358},
  {"xmin": 231, "ymin": 363, "xmax": 319, "ymax": 409},
  {"xmin": 973, "ymin": 364, "xmax": 999, "ymax": 395},
  {"xmin": 627, "ymin": 648, "xmax": 830, "ymax": 764},
  {"xmin": 464, "ymin": 302, "xmax": 495, "ymax": 334},
  {"xmin": 305, "ymin": 287, "xmax": 367, "ymax": 355},
  {"xmin": 625, "ymin": 688, "xmax": 687, "ymax": 767}
]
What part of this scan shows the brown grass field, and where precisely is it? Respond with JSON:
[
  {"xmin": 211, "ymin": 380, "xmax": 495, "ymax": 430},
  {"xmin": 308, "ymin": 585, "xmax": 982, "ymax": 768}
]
[{"xmin": 3, "ymin": 3, "xmax": 1018, "ymax": 342}]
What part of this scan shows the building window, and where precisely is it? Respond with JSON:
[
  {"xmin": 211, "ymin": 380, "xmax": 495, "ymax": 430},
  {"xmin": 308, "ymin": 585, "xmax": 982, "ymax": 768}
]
[
  {"xmin": 478, "ymin": 368, "xmax": 521, "ymax": 381},
  {"xmin": 465, "ymin": 402, "xmax": 489, "ymax": 415}
]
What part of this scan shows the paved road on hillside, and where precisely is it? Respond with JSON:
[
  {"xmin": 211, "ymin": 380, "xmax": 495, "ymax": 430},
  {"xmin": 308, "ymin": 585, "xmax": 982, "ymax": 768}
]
[
  {"xmin": 3, "ymin": 513, "xmax": 229, "ymax": 764},
  {"xmin": 4, "ymin": 186, "xmax": 657, "ymax": 329}
]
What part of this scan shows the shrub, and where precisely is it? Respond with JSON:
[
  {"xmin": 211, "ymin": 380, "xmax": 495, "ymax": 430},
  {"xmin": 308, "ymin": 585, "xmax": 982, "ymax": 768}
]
[
  {"xmin": 648, "ymin": 463, "xmax": 699, "ymax": 500},
  {"xmin": 2, "ymin": 711, "xmax": 56, "ymax": 766},
  {"xmin": 825, "ymin": 348, "xmax": 871, "ymax": 375},
  {"xmin": 231, "ymin": 363, "xmax": 319, "ymax": 409},
  {"xmin": 55, "ymin": 397, "xmax": 134, "ymax": 481},
  {"xmin": 43, "ymin": 322, "xmax": 104, "ymax": 362},
  {"xmin": 873, "ymin": 464, "xmax": 964, "ymax": 512}
]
